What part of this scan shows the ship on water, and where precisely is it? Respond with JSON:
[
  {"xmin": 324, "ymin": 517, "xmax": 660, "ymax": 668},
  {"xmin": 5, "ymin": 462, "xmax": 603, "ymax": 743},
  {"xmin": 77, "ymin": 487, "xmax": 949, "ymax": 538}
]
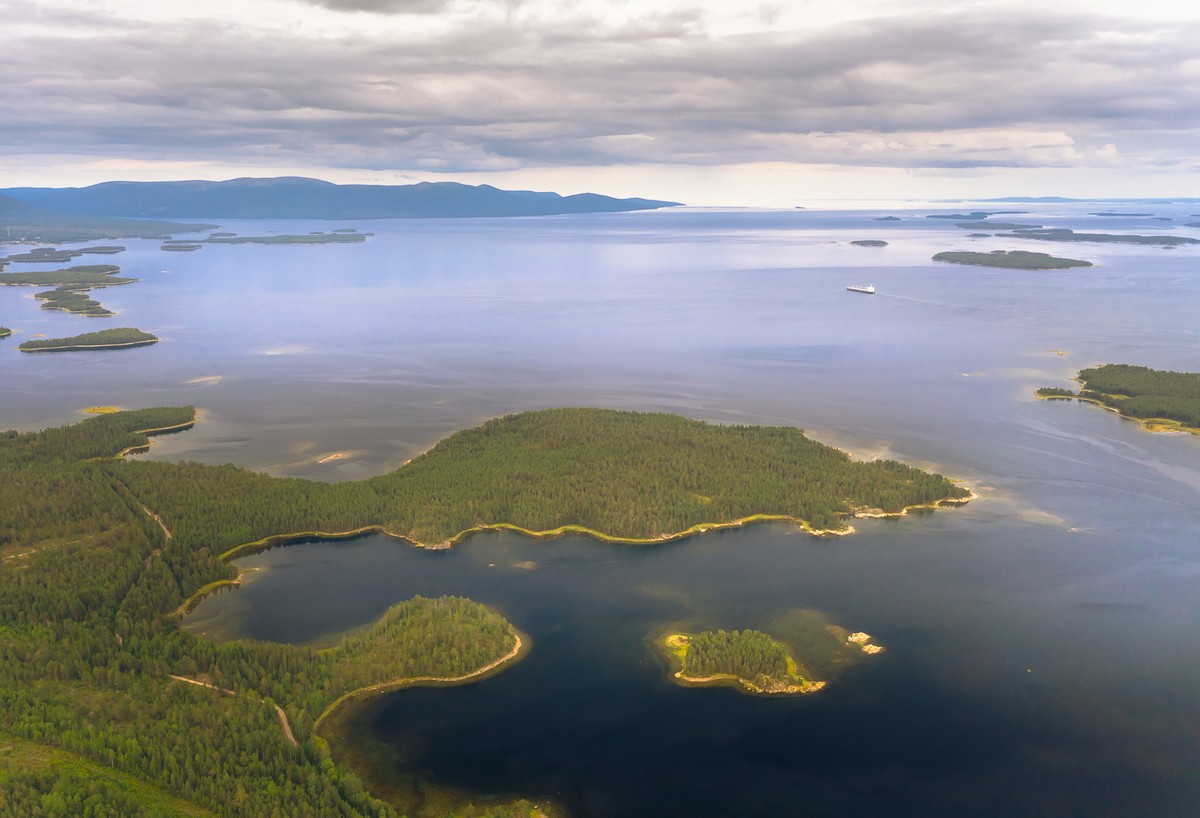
[{"xmin": 846, "ymin": 284, "xmax": 876, "ymax": 294}]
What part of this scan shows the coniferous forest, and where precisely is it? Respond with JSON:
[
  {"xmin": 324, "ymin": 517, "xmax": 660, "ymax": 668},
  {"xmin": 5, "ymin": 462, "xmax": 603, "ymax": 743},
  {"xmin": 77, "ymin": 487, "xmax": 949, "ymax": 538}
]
[
  {"xmin": 0, "ymin": 406, "xmax": 969, "ymax": 816},
  {"xmin": 1038, "ymin": 364, "xmax": 1200, "ymax": 430}
]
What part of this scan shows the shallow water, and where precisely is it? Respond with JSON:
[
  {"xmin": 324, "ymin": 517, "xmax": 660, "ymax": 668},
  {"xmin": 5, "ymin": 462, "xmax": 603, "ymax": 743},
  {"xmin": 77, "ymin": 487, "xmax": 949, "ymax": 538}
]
[{"xmin": 4, "ymin": 204, "xmax": 1200, "ymax": 816}]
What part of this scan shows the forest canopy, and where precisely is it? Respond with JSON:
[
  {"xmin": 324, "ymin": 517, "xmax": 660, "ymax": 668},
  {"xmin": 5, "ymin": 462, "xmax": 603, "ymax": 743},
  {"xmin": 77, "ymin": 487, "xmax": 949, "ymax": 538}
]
[
  {"xmin": 1037, "ymin": 364, "xmax": 1200, "ymax": 431},
  {"xmin": 0, "ymin": 406, "xmax": 968, "ymax": 817}
]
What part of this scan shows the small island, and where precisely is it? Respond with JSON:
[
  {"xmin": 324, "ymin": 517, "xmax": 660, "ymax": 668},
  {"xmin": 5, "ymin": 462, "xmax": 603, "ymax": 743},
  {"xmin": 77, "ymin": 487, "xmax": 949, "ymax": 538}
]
[
  {"xmin": 0, "ymin": 264, "xmax": 134, "ymax": 288},
  {"xmin": 0, "ymin": 326, "xmax": 11, "ymax": 339},
  {"xmin": 657, "ymin": 612, "xmax": 886, "ymax": 696},
  {"xmin": 1037, "ymin": 364, "xmax": 1200, "ymax": 434},
  {"xmin": 928, "ymin": 211, "xmax": 1024, "ymax": 220},
  {"xmin": 161, "ymin": 242, "xmax": 203, "ymax": 252},
  {"xmin": 660, "ymin": 629, "xmax": 822, "ymax": 695},
  {"xmin": 996, "ymin": 228, "xmax": 1199, "ymax": 246},
  {"xmin": 933, "ymin": 250, "xmax": 1092, "ymax": 269},
  {"xmin": 850, "ymin": 239, "xmax": 888, "ymax": 247},
  {"xmin": 205, "ymin": 232, "xmax": 367, "ymax": 245},
  {"xmin": 954, "ymin": 221, "xmax": 1043, "ymax": 230},
  {"xmin": 3, "ymin": 248, "xmax": 81, "ymax": 263},
  {"xmin": 19, "ymin": 327, "xmax": 159, "ymax": 353},
  {"xmin": 36, "ymin": 286, "xmax": 115, "ymax": 316},
  {"xmin": 873, "ymin": 216, "xmax": 901, "ymax": 221}
]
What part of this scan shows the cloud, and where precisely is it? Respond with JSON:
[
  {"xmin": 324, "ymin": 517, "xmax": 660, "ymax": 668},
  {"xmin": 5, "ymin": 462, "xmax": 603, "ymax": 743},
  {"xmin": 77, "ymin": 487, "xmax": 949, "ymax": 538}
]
[{"xmin": 2, "ymin": 4, "xmax": 1198, "ymax": 176}]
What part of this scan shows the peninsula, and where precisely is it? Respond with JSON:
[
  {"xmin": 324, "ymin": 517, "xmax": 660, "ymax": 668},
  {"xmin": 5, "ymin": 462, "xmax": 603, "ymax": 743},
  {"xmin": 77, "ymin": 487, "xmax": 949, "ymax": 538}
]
[
  {"xmin": 0, "ymin": 192, "xmax": 213, "ymax": 243},
  {"xmin": 18, "ymin": 327, "xmax": 159, "ymax": 352},
  {"xmin": 0, "ymin": 406, "xmax": 968, "ymax": 818},
  {"xmin": 1038, "ymin": 364, "xmax": 1200, "ymax": 433},
  {"xmin": 933, "ymin": 250, "xmax": 1092, "ymax": 269}
]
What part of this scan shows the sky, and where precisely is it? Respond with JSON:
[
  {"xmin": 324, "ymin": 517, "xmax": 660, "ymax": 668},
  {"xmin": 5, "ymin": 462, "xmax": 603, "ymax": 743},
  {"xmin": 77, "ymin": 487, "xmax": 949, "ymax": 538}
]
[{"xmin": 4, "ymin": 0, "xmax": 1200, "ymax": 206}]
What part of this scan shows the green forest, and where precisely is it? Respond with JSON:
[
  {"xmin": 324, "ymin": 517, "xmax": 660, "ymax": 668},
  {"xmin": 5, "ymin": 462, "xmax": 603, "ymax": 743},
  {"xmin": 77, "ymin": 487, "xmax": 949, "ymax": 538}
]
[
  {"xmin": 1038, "ymin": 363, "xmax": 1200, "ymax": 430},
  {"xmin": 681, "ymin": 629, "xmax": 791, "ymax": 681},
  {"xmin": 0, "ymin": 406, "xmax": 968, "ymax": 816},
  {"xmin": 0, "ymin": 265, "xmax": 135, "ymax": 288},
  {"xmin": 0, "ymin": 327, "xmax": 10, "ymax": 339},
  {"xmin": 36, "ymin": 286, "xmax": 115, "ymax": 317},
  {"xmin": 932, "ymin": 250, "xmax": 1091, "ymax": 269},
  {"xmin": 19, "ymin": 328, "xmax": 158, "ymax": 352}
]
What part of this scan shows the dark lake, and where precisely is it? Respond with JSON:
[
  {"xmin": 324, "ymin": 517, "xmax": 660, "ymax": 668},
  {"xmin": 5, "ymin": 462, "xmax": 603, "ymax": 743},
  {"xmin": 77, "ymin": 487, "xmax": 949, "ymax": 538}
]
[{"xmin": 3, "ymin": 204, "xmax": 1199, "ymax": 815}]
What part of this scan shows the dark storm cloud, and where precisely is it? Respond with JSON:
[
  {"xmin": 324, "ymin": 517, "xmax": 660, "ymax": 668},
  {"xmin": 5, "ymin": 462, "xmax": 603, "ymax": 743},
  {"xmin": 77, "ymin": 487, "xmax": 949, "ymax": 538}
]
[{"xmin": 4, "ymin": 6, "xmax": 1198, "ymax": 171}]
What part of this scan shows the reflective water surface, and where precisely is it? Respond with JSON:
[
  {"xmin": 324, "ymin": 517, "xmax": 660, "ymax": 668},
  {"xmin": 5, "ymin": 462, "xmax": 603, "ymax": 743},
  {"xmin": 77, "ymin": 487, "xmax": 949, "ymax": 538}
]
[{"xmin": 3, "ymin": 205, "xmax": 1199, "ymax": 816}]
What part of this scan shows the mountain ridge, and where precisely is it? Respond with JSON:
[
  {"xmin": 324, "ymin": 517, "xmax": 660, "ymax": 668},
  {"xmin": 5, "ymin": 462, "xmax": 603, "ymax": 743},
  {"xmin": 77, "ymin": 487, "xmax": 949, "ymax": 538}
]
[{"xmin": 2, "ymin": 177, "xmax": 682, "ymax": 219}]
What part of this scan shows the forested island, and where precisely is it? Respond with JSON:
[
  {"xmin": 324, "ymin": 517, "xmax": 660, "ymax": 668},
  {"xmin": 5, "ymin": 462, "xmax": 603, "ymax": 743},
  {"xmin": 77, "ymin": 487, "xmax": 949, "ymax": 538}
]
[
  {"xmin": 18, "ymin": 327, "xmax": 158, "ymax": 352},
  {"xmin": 657, "ymin": 611, "xmax": 885, "ymax": 695},
  {"xmin": 0, "ymin": 406, "xmax": 967, "ymax": 817},
  {"xmin": 36, "ymin": 286, "xmax": 115, "ymax": 316},
  {"xmin": 1038, "ymin": 364, "xmax": 1200, "ymax": 433},
  {"xmin": 850, "ymin": 239, "xmax": 888, "ymax": 247},
  {"xmin": 933, "ymin": 250, "xmax": 1092, "ymax": 269},
  {"xmin": 0, "ymin": 326, "xmax": 11, "ymax": 339},
  {"xmin": 996, "ymin": 228, "xmax": 1199, "ymax": 246},
  {"xmin": 660, "ymin": 629, "xmax": 821, "ymax": 694},
  {"xmin": 206, "ymin": 232, "xmax": 367, "ymax": 245},
  {"xmin": 0, "ymin": 264, "xmax": 134, "ymax": 288}
]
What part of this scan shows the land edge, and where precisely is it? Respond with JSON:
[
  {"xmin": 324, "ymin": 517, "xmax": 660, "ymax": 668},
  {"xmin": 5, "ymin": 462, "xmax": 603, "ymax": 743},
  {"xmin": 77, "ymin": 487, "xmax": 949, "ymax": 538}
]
[
  {"xmin": 112, "ymin": 417, "xmax": 200, "ymax": 460},
  {"xmin": 1035, "ymin": 388, "xmax": 1200, "ymax": 436},
  {"xmin": 657, "ymin": 632, "xmax": 825, "ymax": 696},
  {"xmin": 311, "ymin": 624, "xmax": 530, "ymax": 750},
  {"xmin": 171, "ymin": 491, "xmax": 975, "ymax": 618},
  {"xmin": 931, "ymin": 254, "xmax": 1092, "ymax": 270},
  {"xmin": 101, "ymin": 407, "xmax": 972, "ymax": 617},
  {"xmin": 19, "ymin": 337, "xmax": 158, "ymax": 353}
]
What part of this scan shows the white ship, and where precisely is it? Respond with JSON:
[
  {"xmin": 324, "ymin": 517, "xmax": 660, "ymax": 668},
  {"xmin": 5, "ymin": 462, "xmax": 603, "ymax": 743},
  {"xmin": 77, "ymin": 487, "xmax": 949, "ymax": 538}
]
[{"xmin": 846, "ymin": 284, "xmax": 876, "ymax": 294}]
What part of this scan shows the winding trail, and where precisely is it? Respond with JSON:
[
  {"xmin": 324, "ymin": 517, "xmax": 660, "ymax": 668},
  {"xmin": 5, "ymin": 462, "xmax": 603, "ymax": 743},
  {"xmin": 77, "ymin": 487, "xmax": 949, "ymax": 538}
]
[
  {"xmin": 141, "ymin": 504, "xmax": 172, "ymax": 542},
  {"xmin": 167, "ymin": 675, "xmax": 298, "ymax": 748}
]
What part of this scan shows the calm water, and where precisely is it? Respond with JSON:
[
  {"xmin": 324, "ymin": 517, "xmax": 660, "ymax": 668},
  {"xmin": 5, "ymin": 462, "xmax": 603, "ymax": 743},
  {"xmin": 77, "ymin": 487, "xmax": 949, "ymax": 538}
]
[{"xmin": 4, "ymin": 204, "xmax": 1200, "ymax": 815}]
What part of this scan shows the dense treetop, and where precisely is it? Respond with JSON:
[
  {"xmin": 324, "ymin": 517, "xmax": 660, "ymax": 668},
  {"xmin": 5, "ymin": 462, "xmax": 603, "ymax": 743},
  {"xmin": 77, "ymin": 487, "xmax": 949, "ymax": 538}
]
[
  {"xmin": 1038, "ymin": 364, "xmax": 1200, "ymax": 430},
  {"xmin": 0, "ymin": 405, "xmax": 966, "ymax": 816},
  {"xmin": 933, "ymin": 250, "xmax": 1091, "ymax": 269},
  {"xmin": 19, "ymin": 328, "xmax": 158, "ymax": 352}
]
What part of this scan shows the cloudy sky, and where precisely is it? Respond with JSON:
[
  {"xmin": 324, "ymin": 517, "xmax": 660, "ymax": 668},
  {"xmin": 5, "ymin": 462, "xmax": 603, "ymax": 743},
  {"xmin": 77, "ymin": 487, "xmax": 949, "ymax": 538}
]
[{"xmin": 5, "ymin": 0, "xmax": 1199, "ymax": 205}]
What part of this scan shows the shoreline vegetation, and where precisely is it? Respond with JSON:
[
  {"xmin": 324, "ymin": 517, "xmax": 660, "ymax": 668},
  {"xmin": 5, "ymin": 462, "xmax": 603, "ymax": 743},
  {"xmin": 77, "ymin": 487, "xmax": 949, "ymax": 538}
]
[
  {"xmin": 148, "ymin": 405, "xmax": 974, "ymax": 615},
  {"xmin": 18, "ymin": 327, "xmax": 159, "ymax": 352},
  {"xmin": 656, "ymin": 614, "xmax": 886, "ymax": 696},
  {"xmin": 1037, "ymin": 364, "xmax": 1200, "ymax": 434},
  {"xmin": 659, "ymin": 630, "xmax": 824, "ymax": 695},
  {"xmin": 2, "ymin": 406, "xmax": 969, "ymax": 818}
]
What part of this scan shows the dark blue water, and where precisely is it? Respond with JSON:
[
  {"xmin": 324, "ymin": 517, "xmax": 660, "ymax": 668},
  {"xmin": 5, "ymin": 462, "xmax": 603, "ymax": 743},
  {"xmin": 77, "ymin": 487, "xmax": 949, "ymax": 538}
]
[{"xmin": 4, "ymin": 204, "xmax": 1200, "ymax": 815}]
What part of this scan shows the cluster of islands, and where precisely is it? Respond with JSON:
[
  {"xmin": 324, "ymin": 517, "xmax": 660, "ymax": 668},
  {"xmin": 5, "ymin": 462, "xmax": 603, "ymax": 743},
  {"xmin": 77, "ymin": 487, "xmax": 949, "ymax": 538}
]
[{"xmin": 2, "ymin": 179, "xmax": 1199, "ymax": 816}]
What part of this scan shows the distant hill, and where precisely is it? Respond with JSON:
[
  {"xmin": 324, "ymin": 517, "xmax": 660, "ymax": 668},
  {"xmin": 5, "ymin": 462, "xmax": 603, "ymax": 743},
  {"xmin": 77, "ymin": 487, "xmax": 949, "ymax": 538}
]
[
  {"xmin": 2, "ymin": 177, "xmax": 682, "ymax": 219},
  {"xmin": 981, "ymin": 196, "xmax": 1200, "ymax": 204},
  {"xmin": 0, "ymin": 193, "xmax": 212, "ymax": 243}
]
